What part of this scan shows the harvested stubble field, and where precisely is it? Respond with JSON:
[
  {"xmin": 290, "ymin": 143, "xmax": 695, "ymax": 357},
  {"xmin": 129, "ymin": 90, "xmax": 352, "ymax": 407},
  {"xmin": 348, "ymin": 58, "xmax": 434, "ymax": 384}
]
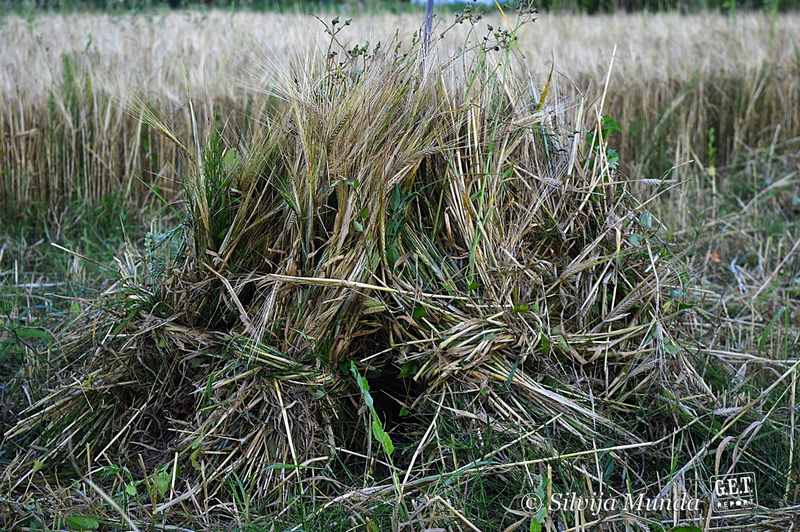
[{"xmin": 1, "ymin": 6, "xmax": 800, "ymax": 532}]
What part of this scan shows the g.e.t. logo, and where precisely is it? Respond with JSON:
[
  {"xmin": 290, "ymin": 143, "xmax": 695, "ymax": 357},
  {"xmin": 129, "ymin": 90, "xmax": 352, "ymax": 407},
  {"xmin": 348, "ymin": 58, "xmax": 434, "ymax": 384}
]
[{"xmin": 711, "ymin": 473, "xmax": 757, "ymax": 514}]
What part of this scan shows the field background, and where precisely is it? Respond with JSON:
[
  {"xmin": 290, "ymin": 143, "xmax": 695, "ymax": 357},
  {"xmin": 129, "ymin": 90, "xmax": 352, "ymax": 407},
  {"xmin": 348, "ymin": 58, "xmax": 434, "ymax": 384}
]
[
  {"xmin": 1, "ymin": 2, "xmax": 800, "ymax": 530},
  {"xmin": 2, "ymin": 11, "xmax": 798, "ymax": 204}
]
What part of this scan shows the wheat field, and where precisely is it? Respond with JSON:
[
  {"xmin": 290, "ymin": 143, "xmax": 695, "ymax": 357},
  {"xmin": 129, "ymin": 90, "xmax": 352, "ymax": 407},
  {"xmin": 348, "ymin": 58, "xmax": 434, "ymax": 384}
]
[
  {"xmin": 2, "ymin": 11, "xmax": 799, "ymax": 205},
  {"xmin": 3, "ymin": 11, "xmax": 798, "ymax": 100}
]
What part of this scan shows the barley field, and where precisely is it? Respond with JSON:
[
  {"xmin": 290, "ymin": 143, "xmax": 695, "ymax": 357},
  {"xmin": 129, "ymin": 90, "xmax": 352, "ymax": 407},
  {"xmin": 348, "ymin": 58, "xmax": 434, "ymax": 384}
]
[
  {"xmin": 2, "ymin": 11, "xmax": 798, "ymax": 204},
  {"xmin": 1, "ymin": 5, "xmax": 799, "ymax": 531}
]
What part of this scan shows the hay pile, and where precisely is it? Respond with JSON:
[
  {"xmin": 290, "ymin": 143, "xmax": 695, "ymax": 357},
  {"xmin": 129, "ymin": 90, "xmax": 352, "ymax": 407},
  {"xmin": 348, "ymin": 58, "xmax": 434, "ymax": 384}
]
[{"xmin": 4, "ymin": 29, "xmax": 699, "ymax": 521}]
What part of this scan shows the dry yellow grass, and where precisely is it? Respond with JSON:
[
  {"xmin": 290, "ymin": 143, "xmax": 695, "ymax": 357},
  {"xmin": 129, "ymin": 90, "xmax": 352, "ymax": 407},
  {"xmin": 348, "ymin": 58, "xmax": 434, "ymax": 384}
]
[
  {"xmin": 1, "ymin": 10, "xmax": 798, "ymax": 204},
  {"xmin": 3, "ymin": 11, "xmax": 798, "ymax": 100}
]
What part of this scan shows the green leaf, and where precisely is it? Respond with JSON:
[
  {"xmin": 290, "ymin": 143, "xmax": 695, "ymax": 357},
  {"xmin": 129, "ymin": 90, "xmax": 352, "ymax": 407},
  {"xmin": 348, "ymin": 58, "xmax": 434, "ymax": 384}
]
[
  {"xmin": 532, "ymin": 474, "xmax": 548, "ymax": 525},
  {"xmin": 125, "ymin": 482, "xmax": 138, "ymax": 497},
  {"xmin": 539, "ymin": 335, "xmax": 550, "ymax": 353},
  {"xmin": 556, "ymin": 335, "xmax": 571, "ymax": 353},
  {"xmin": 190, "ymin": 447, "xmax": 202, "ymax": 471},
  {"xmin": 350, "ymin": 363, "xmax": 374, "ymax": 409},
  {"xmin": 312, "ymin": 387, "xmax": 326, "ymax": 400},
  {"xmin": 639, "ymin": 211, "xmax": 653, "ymax": 229},
  {"xmin": 670, "ymin": 527, "xmax": 702, "ymax": 532},
  {"xmin": 222, "ymin": 149, "xmax": 239, "ymax": 173},
  {"xmin": 535, "ymin": 63, "xmax": 554, "ymax": 113},
  {"xmin": 350, "ymin": 362, "xmax": 394, "ymax": 457},
  {"xmin": 670, "ymin": 288, "xmax": 686, "ymax": 298},
  {"xmin": 265, "ymin": 463, "xmax": 300, "ymax": 471},
  {"xmin": 202, "ymin": 375, "xmax": 214, "ymax": 405},
  {"xmin": 530, "ymin": 520, "xmax": 542, "ymax": 532},
  {"xmin": 65, "ymin": 515, "xmax": 100, "ymax": 531},
  {"xmin": 154, "ymin": 470, "xmax": 170, "ymax": 498},
  {"xmin": 513, "ymin": 303, "xmax": 529, "ymax": 313},
  {"xmin": 601, "ymin": 115, "xmax": 622, "ymax": 136},
  {"xmin": 14, "ymin": 327, "xmax": 52, "ymax": 341},
  {"xmin": 663, "ymin": 341, "xmax": 680, "ymax": 355},
  {"xmin": 606, "ymin": 147, "xmax": 620, "ymax": 170},
  {"xmin": 371, "ymin": 414, "xmax": 395, "ymax": 456},
  {"xmin": 97, "ymin": 464, "xmax": 120, "ymax": 478},
  {"xmin": 412, "ymin": 305, "xmax": 427, "ymax": 319},
  {"xmin": 387, "ymin": 245, "xmax": 399, "ymax": 267},
  {"xmin": 399, "ymin": 362, "xmax": 417, "ymax": 378}
]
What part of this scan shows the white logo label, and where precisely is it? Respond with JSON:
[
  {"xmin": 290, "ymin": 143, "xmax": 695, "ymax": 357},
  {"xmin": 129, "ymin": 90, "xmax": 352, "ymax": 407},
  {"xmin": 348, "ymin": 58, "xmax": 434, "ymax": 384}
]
[{"xmin": 710, "ymin": 473, "xmax": 758, "ymax": 514}]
